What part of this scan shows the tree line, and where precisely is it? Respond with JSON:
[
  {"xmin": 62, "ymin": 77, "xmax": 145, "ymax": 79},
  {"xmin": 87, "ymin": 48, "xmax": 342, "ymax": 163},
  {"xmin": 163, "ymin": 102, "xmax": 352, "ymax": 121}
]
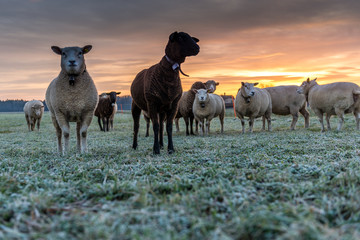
[{"xmin": 0, "ymin": 96, "xmax": 133, "ymax": 112}]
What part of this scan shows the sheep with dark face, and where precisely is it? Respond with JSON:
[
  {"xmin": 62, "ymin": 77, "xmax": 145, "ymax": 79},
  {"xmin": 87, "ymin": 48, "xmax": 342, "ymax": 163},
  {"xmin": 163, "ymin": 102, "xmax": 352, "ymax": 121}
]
[
  {"xmin": 174, "ymin": 81, "xmax": 206, "ymax": 135},
  {"xmin": 297, "ymin": 78, "xmax": 360, "ymax": 131},
  {"xmin": 94, "ymin": 91, "xmax": 121, "ymax": 131},
  {"xmin": 45, "ymin": 45, "xmax": 98, "ymax": 154},
  {"xmin": 235, "ymin": 82, "xmax": 272, "ymax": 133},
  {"xmin": 23, "ymin": 100, "xmax": 44, "ymax": 131},
  {"xmin": 131, "ymin": 31, "xmax": 200, "ymax": 154}
]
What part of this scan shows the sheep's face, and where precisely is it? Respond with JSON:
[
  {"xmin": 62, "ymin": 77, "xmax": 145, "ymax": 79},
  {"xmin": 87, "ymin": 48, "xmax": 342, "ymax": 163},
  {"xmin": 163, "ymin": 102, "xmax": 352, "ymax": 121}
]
[
  {"xmin": 241, "ymin": 82, "xmax": 258, "ymax": 102},
  {"xmin": 204, "ymin": 80, "xmax": 219, "ymax": 93},
  {"xmin": 32, "ymin": 105, "xmax": 44, "ymax": 117},
  {"xmin": 195, "ymin": 89, "xmax": 210, "ymax": 108},
  {"xmin": 297, "ymin": 78, "xmax": 317, "ymax": 95},
  {"xmin": 51, "ymin": 45, "xmax": 92, "ymax": 76},
  {"xmin": 107, "ymin": 91, "xmax": 121, "ymax": 107},
  {"xmin": 166, "ymin": 31, "xmax": 200, "ymax": 63}
]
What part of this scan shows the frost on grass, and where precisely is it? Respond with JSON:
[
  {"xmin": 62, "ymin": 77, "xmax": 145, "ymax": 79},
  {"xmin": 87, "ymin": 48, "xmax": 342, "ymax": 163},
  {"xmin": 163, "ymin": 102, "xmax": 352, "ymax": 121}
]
[{"xmin": 1, "ymin": 111, "xmax": 360, "ymax": 239}]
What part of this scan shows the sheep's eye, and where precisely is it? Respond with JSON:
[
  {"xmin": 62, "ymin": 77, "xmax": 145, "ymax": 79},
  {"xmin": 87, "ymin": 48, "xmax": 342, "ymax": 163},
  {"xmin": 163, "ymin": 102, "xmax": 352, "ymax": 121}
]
[
  {"xmin": 62, "ymin": 52, "xmax": 67, "ymax": 57},
  {"xmin": 78, "ymin": 52, "xmax": 82, "ymax": 57}
]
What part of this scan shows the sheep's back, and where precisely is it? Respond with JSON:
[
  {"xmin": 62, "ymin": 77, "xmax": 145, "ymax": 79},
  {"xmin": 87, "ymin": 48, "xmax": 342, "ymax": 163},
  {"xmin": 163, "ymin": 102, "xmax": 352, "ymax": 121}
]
[
  {"xmin": 265, "ymin": 86, "xmax": 305, "ymax": 115},
  {"xmin": 309, "ymin": 82, "xmax": 359, "ymax": 112}
]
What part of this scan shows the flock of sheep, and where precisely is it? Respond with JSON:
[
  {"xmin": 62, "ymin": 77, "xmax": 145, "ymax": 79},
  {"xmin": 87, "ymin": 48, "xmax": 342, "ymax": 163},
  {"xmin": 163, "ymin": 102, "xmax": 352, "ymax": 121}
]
[{"xmin": 23, "ymin": 31, "xmax": 360, "ymax": 155}]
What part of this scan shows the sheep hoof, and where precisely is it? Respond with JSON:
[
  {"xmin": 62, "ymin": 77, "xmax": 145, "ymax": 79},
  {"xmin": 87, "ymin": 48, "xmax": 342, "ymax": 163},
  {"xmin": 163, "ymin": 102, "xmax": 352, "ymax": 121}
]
[{"xmin": 168, "ymin": 148, "xmax": 175, "ymax": 154}]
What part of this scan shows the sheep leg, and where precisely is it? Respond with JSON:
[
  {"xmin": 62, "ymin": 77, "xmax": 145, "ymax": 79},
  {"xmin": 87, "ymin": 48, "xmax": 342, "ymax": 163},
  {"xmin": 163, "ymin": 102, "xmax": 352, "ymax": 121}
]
[
  {"xmin": 266, "ymin": 114, "xmax": 272, "ymax": 132},
  {"xmin": 354, "ymin": 111, "xmax": 360, "ymax": 130},
  {"xmin": 131, "ymin": 103, "xmax": 141, "ymax": 150},
  {"xmin": 198, "ymin": 119, "xmax": 205, "ymax": 136},
  {"xmin": 97, "ymin": 117, "xmax": 103, "ymax": 131},
  {"xmin": 148, "ymin": 105, "xmax": 160, "ymax": 154},
  {"xmin": 25, "ymin": 114, "xmax": 31, "ymax": 131},
  {"xmin": 174, "ymin": 118, "xmax": 180, "ymax": 133},
  {"xmin": 219, "ymin": 113, "xmax": 224, "ymax": 134},
  {"xmin": 290, "ymin": 112, "xmax": 298, "ymax": 130},
  {"xmin": 110, "ymin": 118, "xmax": 114, "ymax": 130},
  {"xmin": 105, "ymin": 117, "xmax": 110, "ymax": 132},
  {"xmin": 78, "ymin": 113, "xmax": 94, "ymax": 153},
  {"xmin": 249, "ymin": 117, "xmax": 254, "ymax": 133},
  {"xmin": 313, "ymin": 109, "xmax": 325, "ymax": 132},
  {"xmin": 190, "ymin": 116, "xmax": 195, "ymax": 135},
  {"xmin": 335, "ymin": 108, "xmax": 345, "ymax": 131},
  {"xmin": 30, "ymin": 117, "xmax": 35, "ymax": 131},
  {"xmin": 299, "ymin": 105, "xmax": 310, "ymax": 128},
  {"xmin": 261, "ymin": 116, "xmax": 265, "ymax": 131},
  {"xmin": 239, "ymin": 115, "xmax": 245, "ymax": 134},
  {"xmin": 76, "ymin": 122, "xmax": 81, "ymax": 152},
  {"xmin": 325, "ymin": 113, "xmax": 331, "ymax": 131},
  {"xmin": 165, "ymin": 116, "xmax": 175, "ymax": 154},
  {"xmin": 184, "ymin": 116, "xmax": 190, "ymax": 136},
  {"xmin": 205, "ymin": 119, "xmax": 208, "ymax": 136},
  {"xmin": 37, "ymin": 118, "xmax": 41, "ymax": 131},
  {"xmin": 51, "ymin": 116, "xmax": 63, "ymax": 154},
  {"xmin": 145, "ymin": 115, "xmax": 150, "ymax": 137},
  {"xmin": 159, "ymin": 113, "xmax": 165, "ymax": 149},
  {"xmin": 102, "ymin": 118, "xmax": 107, "ymax": 132},
  {"xmin": 195, "ymin": 119, "xmax": 199, "ymax": 133}
]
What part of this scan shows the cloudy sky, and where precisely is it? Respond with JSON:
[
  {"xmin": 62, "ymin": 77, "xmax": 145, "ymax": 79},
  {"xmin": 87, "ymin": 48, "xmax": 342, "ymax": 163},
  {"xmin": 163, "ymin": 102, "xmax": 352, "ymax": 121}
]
[{"xmin": 1, "ymin": 0, "xmax": 360, "ymax": 100}]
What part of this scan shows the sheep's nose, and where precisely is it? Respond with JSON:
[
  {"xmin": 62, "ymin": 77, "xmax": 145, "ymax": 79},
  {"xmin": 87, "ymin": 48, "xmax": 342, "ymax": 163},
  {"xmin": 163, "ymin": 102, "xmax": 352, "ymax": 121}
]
[
  {"xmin": 250, "ymin": 92, "xmax": 255, "ymax": 96},
  {"xmin": 69, "ymin": 60, "xmax": 76, "ymax": 66}
]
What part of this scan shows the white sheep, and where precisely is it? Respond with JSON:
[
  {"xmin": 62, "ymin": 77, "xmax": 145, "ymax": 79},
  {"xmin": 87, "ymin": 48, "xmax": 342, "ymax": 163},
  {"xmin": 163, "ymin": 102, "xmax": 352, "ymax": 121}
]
[
  {"xmin": 297, "ymin": 78, "xmax": 360, "ymax": 131},
  {"xmin": 192, "ymin": 89, "xmax": 225, "ymax": 136},
  {"xmin": 23, "ymin": 100, "xmax": 44, "ymax": 131},
  {"xmin": 45, "ymin": 45, "xmax": 98, "ymax": 154},
  {"xmin": 235, "ymin": 82, "xmax": 272, "ymax": 133}
]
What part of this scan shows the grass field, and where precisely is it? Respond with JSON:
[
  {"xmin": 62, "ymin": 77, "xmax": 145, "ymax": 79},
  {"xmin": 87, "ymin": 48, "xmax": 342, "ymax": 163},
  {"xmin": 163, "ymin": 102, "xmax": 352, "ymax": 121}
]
[{"xmin": 1, "ymin": 110, "xmax": 360, "ymax": 239}]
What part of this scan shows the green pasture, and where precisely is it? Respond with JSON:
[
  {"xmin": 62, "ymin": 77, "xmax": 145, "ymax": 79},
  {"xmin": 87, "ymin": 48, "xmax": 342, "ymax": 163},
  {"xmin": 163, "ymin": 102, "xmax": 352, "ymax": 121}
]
[{"xmin": 0, "ymin": 110, "xmax": 360, "ymax": 239}]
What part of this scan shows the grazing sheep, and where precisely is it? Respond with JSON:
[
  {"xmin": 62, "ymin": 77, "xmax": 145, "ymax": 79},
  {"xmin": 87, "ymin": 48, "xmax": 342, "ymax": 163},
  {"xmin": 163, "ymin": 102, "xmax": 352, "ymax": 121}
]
[
  {"xmin": 192, "ymin": 89, "xmax": 225, "ymax": 136},
  {"xmin": 94, "ymin": 91, "xmax": 121, "ymax": 131},
  {"xmin": 204, "ymin": 80, "xmax": 219, "ymax": 93},
  {"xmin": 297, "ymin": 78, "xmax": 360, "ymax": 131},
  {"xmin": 131, "ymin": 31, "xmax": 200, "ymax": 154},
  {"xmin": 23, "ymin": 100, "xmax": 44, "ymax": 131},
  {"xmin": 235, "ymin": 82, "xmax": 272, "ymax": 133},
  {"xmin": 174, "ymin": 81, "xmax": 206, "ymax": 135},
  {"xmin": 45, "ymin": 45, "xmax": 98, "ymax": 154},
  {"xmin": 265, "ymin": 85, "xmax": 309, "ymax": 130}
]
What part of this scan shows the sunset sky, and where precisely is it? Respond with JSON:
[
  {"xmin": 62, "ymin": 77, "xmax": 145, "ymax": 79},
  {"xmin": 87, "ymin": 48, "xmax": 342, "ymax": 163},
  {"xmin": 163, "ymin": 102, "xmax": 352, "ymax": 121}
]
[{"xmin": 1, "ymin": 0, "xmax": 360, "ymax": 100}]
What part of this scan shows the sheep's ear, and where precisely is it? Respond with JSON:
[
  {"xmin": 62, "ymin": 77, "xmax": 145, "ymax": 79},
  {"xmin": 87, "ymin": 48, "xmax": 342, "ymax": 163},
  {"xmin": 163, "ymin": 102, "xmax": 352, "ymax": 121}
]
[
  {"xmin": 216, "ymin": 82, "xmax": 219, "ymax": 86},
  {"xmin": 241, "ymin": 82, "xmax": 245, "ymax": 86},
  {"xmin": 82, "ymin": 45, "xmax": 92, "ymax": 54},
  {"xmin": 116, "ymin": 92, "xmax": 121, "ymax": 95},
  {"xmin": 106, "ymin": 92, "xmax": 111, "ymax": 95},
  {"xmin": 207, "ymin": 89, "xmax": 211, "ymax": 93},
  {"xmin": 51, "ymin": 46, "xmax": 62, "ymax": 55},
  {"xmin": 193, "ymin": 89, "xmax": 198, "ymax": 94},
  {"xmin": 192, "ymin": 37, "xmax": 199, "ymax": 43},
  {"xmin": 169, "ymin": 32, "xmax": 179, "ymax": 42},
  {"xmin": 254, "ymin": 83, "xmax": 259, "ymax": 86},
  {"xmin": 307, "ymin": 78, "xmax": 310, "ymax": 83},
  {"xmin": 313, "ymin": 78, "xmax": 317, "ymax": 81}
]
